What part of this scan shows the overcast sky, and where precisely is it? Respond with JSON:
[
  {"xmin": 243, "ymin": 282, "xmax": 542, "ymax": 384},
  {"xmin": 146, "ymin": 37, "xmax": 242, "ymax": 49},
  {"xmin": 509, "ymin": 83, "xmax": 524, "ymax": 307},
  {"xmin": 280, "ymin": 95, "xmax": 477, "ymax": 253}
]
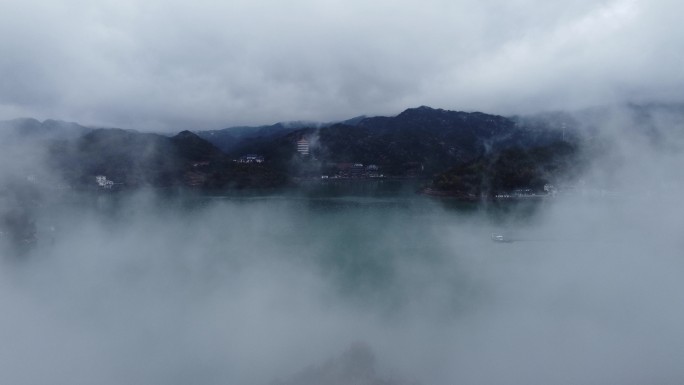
[{"xmin": 1, "ymin": 0, "xmax": 682, "ymax": 131}]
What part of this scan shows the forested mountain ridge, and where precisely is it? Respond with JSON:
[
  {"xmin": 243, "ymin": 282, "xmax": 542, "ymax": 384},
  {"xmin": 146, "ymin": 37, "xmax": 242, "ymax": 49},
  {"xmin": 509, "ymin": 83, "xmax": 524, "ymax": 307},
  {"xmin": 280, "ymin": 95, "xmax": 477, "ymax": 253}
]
[{"xmin": 9, "ymin": 103, "xmax": 680, "ymax": 195}]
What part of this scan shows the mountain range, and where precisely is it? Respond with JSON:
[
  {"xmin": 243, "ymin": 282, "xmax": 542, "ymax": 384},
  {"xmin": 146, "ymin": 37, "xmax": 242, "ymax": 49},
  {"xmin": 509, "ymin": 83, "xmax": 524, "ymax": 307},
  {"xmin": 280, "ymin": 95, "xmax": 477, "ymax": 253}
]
[{"xmin": 2, "ymin": 103, "xmax": 682, "ymax": 196}]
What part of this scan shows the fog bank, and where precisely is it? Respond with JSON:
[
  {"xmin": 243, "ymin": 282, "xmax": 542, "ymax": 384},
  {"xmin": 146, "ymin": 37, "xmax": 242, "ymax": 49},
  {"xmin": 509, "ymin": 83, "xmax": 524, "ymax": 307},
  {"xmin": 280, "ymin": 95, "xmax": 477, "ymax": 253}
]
[{"xmin": 1, "ymin": 105, "xmax": 684, "ymax": 384}]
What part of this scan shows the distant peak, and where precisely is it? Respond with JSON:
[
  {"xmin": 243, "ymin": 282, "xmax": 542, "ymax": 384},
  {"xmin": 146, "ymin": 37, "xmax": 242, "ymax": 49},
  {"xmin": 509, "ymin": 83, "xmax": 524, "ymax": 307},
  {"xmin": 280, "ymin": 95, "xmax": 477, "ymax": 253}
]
[
  {"xmin": 405, "ymin": 105, "xmax": 436, "ymax": 112},
  {"xmin": 174, "ymin": 130, "xmax": 199, "ymax": 138},
  {"xmin": 397, "ymin": 105, "xmax": 445, "ymax": 118},
  {"xmin": 404, "ymin": 105, "xmax": 444, "ymax": 112},
  {"xmin": 4, "ymin": 117, "xmax": 41, "ymax": 126}
]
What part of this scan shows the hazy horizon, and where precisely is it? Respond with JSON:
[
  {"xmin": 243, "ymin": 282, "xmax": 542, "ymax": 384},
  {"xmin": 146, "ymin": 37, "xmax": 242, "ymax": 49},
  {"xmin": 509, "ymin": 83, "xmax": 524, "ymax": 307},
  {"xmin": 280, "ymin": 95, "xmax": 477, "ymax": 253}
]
[{"xmin": 3, "ymin": 101, "xmax": 682, "ymax": 134}]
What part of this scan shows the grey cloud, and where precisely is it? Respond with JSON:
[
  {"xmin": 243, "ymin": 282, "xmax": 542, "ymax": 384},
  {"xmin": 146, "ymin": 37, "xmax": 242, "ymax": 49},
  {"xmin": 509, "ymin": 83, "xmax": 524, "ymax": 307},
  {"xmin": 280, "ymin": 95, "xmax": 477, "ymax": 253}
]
[{"xmin": 0, "ymin": 0, "xmax": 682, "ymax": 131}]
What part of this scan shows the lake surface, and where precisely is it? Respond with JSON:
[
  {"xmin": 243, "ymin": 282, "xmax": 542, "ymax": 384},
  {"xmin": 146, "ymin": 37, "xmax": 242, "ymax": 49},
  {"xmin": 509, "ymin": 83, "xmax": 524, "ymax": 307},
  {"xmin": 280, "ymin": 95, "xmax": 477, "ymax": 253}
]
[{"xmin": 2, "ymin": 190, "xmax": 683, "ymax": 385}]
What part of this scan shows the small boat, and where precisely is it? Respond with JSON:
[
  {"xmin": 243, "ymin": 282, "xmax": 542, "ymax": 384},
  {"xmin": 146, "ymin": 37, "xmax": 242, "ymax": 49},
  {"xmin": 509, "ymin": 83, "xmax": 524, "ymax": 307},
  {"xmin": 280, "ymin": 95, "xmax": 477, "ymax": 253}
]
[{"xmin": 491, "ymin": 233, "xmax": 513, "ymax": 243}]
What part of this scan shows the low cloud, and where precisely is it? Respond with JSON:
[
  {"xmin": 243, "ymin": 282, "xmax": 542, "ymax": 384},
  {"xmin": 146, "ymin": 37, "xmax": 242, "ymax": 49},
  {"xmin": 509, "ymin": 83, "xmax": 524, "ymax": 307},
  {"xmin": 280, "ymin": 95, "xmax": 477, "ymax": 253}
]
[
  {"xmin": 1, "ymin": 104, "xmax": 684, "ymax": 384},
  {"xmin": 1, "ymin": 0, "xmax": 683, "ymax": 130}
]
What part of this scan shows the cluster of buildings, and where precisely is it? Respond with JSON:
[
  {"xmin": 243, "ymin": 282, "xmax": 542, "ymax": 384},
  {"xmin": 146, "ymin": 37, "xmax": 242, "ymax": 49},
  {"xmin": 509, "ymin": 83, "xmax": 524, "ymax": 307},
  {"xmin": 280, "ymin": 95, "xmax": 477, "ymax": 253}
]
[
  {"xmin": 323, "ymin": 163, "xmax": 383, "ymax": 179},
  {"xmin": 236, "ymin": 154, "xmax": 265, "ymax": 164},
  {"xmin": 493, "ymin": 184, "xmax": 557, "ymax": 199},
  {"xmin": 95, "ymin": 175, "xmax": 115, "ymax": 189}
]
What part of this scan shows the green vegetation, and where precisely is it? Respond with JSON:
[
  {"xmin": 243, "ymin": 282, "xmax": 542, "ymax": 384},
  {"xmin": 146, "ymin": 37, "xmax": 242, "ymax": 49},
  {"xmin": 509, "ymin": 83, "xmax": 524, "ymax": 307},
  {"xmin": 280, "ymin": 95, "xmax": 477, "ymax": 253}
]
[
  {"xmin": 433, "ymin": 141, "xmax": 582, "ymax": 197},
  {"xmin": 49, "ymin": 129, "xmax": 289, "ymax": 190}
]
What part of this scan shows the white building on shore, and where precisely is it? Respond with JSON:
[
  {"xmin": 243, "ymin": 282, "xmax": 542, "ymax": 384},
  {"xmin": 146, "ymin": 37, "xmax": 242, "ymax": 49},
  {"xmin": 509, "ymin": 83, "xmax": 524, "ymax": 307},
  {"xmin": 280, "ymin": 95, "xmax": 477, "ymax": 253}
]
[{"xmin": 95, "ymin": 175, "xmax": 114, "ymax": 189}]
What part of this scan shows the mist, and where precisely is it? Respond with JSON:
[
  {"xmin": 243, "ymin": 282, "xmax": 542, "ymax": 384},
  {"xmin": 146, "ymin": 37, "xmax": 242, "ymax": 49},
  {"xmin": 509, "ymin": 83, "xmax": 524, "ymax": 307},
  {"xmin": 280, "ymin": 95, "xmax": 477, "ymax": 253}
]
[{"xmin": 1, "ymin": 104, "xmax": 684, "ymax": 384}]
